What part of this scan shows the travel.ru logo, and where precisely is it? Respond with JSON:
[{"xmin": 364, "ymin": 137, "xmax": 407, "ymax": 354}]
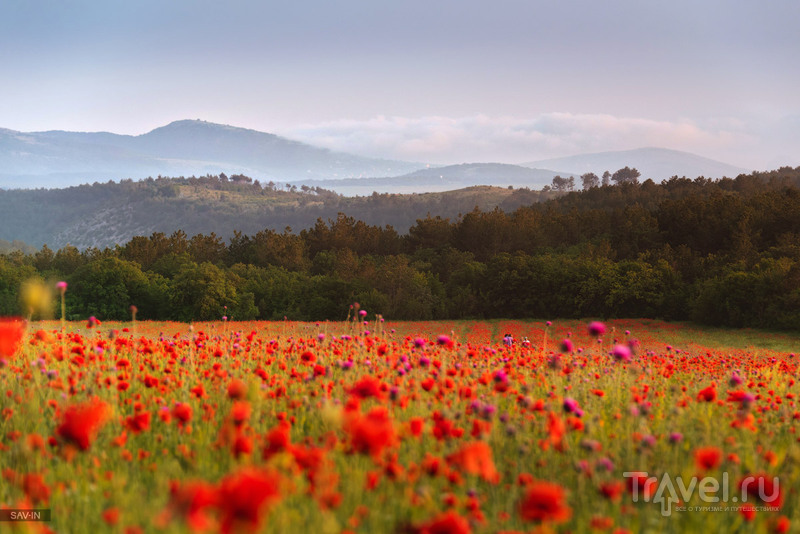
[{"xmin": 623, "ymin": 471, "xmax": 780, "ymax": 517}]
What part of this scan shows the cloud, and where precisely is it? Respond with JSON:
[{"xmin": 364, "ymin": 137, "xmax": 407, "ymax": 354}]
[{"xmin": 283, "ymin": 113, "xmax": 756, "ymax": 166}]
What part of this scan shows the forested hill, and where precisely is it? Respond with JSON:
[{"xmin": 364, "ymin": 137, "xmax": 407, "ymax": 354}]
[{"xmin": 0, "ymin": 175, "xmax": 549, "ymax": 249}]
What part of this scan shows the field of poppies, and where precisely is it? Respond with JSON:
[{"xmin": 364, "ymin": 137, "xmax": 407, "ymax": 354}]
[{"xmin": 0, "ymin": 315, "xmax": 798, "ymax": 533}]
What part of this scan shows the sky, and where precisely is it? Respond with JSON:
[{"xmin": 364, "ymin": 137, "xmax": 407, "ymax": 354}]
[{"xmin": 1, "ymin": 0, "xmax": 798, "ymax": 169}]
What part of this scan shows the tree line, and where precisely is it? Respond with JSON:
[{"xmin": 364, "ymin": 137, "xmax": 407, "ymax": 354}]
[{"xmin": 1, "ymin": 167, "xmax": 799, "ymax": 329}]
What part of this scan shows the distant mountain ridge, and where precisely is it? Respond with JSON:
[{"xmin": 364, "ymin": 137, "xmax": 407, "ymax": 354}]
[
  {"xmin": 522, "ymin": 147, "xmax": 750, "ymax": 181},
  {"xmin": 0, "ymin": 120, "xmax": 421, "ymax": 188},
  {"xmin": 291, "ymin": 163, "xmax": 576, "ymax": 195}
]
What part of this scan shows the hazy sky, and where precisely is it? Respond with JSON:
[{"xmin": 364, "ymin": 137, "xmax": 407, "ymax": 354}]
[{"xmin": 1, "ymin": 0, "xmax": 798, "ymax": 168}]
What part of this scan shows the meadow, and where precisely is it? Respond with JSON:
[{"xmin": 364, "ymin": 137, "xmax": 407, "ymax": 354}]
[{"xmin": 0, "ymin": 316, "xmax": 797, "ymax": 533}]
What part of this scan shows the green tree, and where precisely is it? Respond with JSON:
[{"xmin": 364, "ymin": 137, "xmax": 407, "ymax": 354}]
[
  {"xmin": 52, "ymin": 245, "xmax": 86, "ymax": 276},
  {"xmin": 67, "ymin": 257, "xmax": 151, "ymax": 320},
  {"xmin": 581, "ymin": 173, "xmax": 600, "ymax": 190},
  {"xmin": 170, "ymin": 262, "xmax": 239, "ymax": 321},
  {"xmin": 0, "ymin": 258, "xmax": 37, "ymax": 315},
  {"xmin": 551, "ymin": 175, "xmax": 574, "ymax": 192},
  {"xmin": 189, "ymin": 233, "xmax": 226, "ymax": 264},
  {"xmin": 611, "ymin": 167, "xmax": 641, "ymax": 185},
  {"xmin": 406, "ymin": 215, "xmax": 454, "ymax": 251}
]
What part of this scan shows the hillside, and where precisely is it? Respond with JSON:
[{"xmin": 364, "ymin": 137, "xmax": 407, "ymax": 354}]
[
  {"xmin": 292, "ymin": 163, "xmax": 574, "ymax": 195},
  {"xmin": 522, "ymin": 147, "xmax": 749, "ymax": 181},
  {"xmin": 0, "ymin": 120, "xmax": 421, "ymax": 188},
  {"xmin": 0, "ymin": 176, "xmax": 549, "ymax": 249}
]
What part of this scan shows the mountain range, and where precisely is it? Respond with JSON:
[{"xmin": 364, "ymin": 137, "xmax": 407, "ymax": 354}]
[
  {"xmin": 522, "ymin": 147, "xmax": 750, "ymax": 182},
  {"xmin": 0, "ymin": 119, "xmax": 751, "ymax": 193},
  {"xmin": 0, "ymin": 120, "xmax": 420, "ymax": 188}
]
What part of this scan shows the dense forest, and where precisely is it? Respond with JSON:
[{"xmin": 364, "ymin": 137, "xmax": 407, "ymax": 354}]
[{"xmin": 1, "ymin": 166, "xmax": 799, "ymax": 329}]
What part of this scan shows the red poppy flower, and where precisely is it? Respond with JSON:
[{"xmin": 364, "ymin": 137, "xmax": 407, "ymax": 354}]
[
  {"xmin": 56, "ymin": 398, "xmax": 111, "ymax": 451},
  {"xmin": 694, "ymin": 447, "xmax": 722, "ymax": 471},
  {"xmin": 233, "ymin": 435, "xmax": 253, "ymax": 458},
  {"xmin": 412, "ymin": 510, "xmax": 472, "ymax": 534},
  {"xmin": 740, "ymin": 505, "xmax": 757, "ymax": 522},
  {"xmin": 163, "ymin": 480, "xmax": 219, "ymax": 531},
  {"xmin": 519, "ymin": 480, "xmax": 572, "ymax": 523},
  {"xmin": 446, "ymin": 441, "xmax": 500, "ymax": 483},
  {"xmin": 739, "ymin": 473, "xmax": 782, "ymax": 508},
  {"xmin": 771, "ymin": 516, "xmax": 791, "ymax": 534},
  {"xmin": 102, "ymin": 507, "xmax": 120, "ymax": 526},
  {"xmin": 227, "ymin": 379, "xmax": 248, "ymax": 400},
  {"xmin": 626, "ymin": 472, "xmax": 657, "ymax": 500},
  {"xmin": 590, "ymin": 516, "xmax": 614, "ymax": 530},
  {"xmin": 231, "ymin": 402, "xmax": 251, "ymax": 427},
  {"xmin": 348, "ymin": 376, "xmax": 384, "ymax": 399},
  {"xmin": 421, "ymin": 378, "xmax": 436, "ymax": 392},
  {"xmin": 0, "ymin": 317, "xmax": 26, "ymax": 358},
  {"xmin": 346, "ymin": 406, "xmax": 396, "ymax": 459},
  {"xmin": 217, "ymin": 468, "xmax": 283, "ymax": 534},
  {"xmin": 125, "ymin": 412, "xmax": 151, "ymax": 434},
  {"xmin": 697, "ymin": 385, "xmax": 717, "ymax": 402},
  {"xmin": 173, "ymin": 403, "xmax": 193, "ymax": 425},
  {"xmin": 263, "ymin": 421, "xmax": 292, "ymax": 460},
  {"xmin": 409, "ymin": 417, "xmax": 424, "ymax": 437},
  {"xmin": 290, "ymin": 444, "xmax": 326, "ymax": 476},
  {"xmin": 539, "ymin": 411, "xmax": 565, "ymax": 451},
  {"xmin": 599, "ymin": 481, "xmax": 624, "ymax": 502},
  {"xmin": 21, "ymin": 473, "xmax": 50, "ymax": 504}
]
